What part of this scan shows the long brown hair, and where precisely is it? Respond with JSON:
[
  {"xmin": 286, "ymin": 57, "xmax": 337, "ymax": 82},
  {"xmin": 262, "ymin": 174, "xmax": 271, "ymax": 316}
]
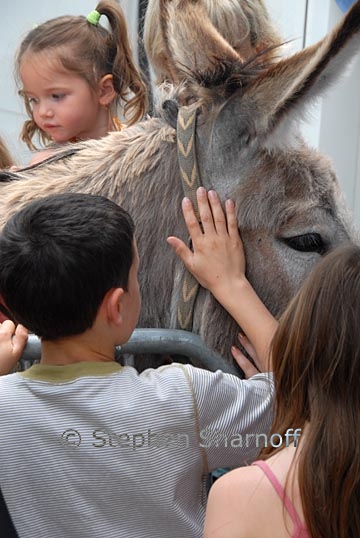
[
  {"xmin": 16, "ymin": 0, "xmax": 147, "ymax": 149},
  {"xmin": 261, "ymin": 243, "xmax": 360, "ymax": 537}
]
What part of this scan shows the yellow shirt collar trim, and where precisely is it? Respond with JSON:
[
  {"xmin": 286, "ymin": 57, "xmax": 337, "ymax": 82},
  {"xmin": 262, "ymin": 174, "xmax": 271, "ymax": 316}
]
[{"xmin": 19, "ymin": 361, "xmax": 123, "ymax": 383}]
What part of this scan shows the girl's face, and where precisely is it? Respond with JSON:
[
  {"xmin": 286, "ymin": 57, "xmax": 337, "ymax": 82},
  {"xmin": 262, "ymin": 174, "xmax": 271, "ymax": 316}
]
[{"xmin": 19, "ymin": 53, "xmax": 112, "ymax": 143}]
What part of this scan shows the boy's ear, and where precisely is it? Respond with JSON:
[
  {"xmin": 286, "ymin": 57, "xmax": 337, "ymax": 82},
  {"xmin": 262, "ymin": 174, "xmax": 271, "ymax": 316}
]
[
  {"xmin": 98, "ymin": 74, "xmax": 116, "ymax": 107},
  {"xmin": 103, "ymin": 287, "xmax": 125, "ymax": 326}
]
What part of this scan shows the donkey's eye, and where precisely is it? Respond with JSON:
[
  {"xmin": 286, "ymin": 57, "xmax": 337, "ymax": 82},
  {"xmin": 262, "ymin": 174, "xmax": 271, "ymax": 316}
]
[{"xmin": 281, "ymin": 233, "xmax": 326, "ymax": 254}]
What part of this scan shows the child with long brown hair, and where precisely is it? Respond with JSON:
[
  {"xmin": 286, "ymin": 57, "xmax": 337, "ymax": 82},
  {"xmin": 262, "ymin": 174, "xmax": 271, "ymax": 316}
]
[
  {"xmin": 170, "ymin": 188, "xmax": 360, "ymax": 537},
  {"xmin": 15, "ymin": 0, "xmax": 147, "ymax": 163},
  {"xmin": 200, "ymin": 236, "xmax": 359, "ymax": 536}
]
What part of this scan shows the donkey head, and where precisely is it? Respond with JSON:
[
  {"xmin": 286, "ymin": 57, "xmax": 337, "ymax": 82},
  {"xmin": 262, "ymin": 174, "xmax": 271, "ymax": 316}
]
[
  {"xmin": 0, "ymin": 1, "xmax": 359, "ymax": 371},
  {"xmin": 159, "ymin": 0, "xmax": 359, "ymax": 328}
]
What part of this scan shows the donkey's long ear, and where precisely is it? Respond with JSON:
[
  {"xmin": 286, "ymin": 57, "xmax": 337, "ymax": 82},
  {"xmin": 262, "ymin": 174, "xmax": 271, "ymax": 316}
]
[
  {"xmin": 219, "ymin": 0, "xmax": 360, "ymax": 147},
  {"xmin": 159, "ymin": 0, "xmax": 241, "ymax": 81}
]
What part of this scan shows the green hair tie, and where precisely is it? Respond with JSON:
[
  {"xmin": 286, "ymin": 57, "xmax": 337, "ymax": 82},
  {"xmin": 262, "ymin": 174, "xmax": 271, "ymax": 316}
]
[{"xmin": 86, "ymin": 9, "xmax": 101, "ymax": 26}]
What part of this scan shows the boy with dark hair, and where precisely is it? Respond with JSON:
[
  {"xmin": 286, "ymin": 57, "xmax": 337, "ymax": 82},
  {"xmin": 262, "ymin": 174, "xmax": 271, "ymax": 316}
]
[
  {"xmin": 0, "ymin": 191, "xmax": 275, "ymax": 538},
  {"xmin": 0, "ymin": 193, "xmax": 137, "ymax": 342}
]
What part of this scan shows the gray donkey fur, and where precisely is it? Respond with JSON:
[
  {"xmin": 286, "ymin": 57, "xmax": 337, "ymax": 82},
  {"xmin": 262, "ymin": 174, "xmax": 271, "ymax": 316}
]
[{"xmin": 0, "ymin": 0, "xmax": 359, "ymax": 368}]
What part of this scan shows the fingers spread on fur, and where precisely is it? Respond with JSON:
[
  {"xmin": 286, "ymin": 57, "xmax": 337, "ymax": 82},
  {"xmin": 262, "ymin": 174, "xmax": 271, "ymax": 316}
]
[
  {"xmin": 181, "ymin": 196, "xmax": 203, "ymax": 239},
  {"xmin": 196, "ymin": 187, "xmax": 216, "ymax": 235},
  {"xmin": 167, "ymin": 236, "xmax": 192, "ymax": 265},
  {"xmin": 208, "ymin": 190, "xmax": 228, "ymax": 235},
  {"xmin": 225, "ymin": 198, "xmax": 239, "ymax": 237},
  {"xmin": 238, "ymin": 333, "xmax": 258, "ymax": 363},
  {"xmin": 231, "ymin": 345, "xmax": 260, "ymax": 379}
]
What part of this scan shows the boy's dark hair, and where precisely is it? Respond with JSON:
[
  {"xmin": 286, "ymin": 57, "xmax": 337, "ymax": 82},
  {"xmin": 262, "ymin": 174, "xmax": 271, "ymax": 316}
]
[{"xmin": 0, "ymin": 193, "xmax": 135, "ymax": 340}]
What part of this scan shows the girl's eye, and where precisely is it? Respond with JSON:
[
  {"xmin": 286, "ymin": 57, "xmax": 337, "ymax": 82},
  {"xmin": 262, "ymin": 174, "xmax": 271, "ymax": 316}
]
[
  {"xmin": 51, "ymin": 93, "xmax": 65, "ymax": 101},
  {"xmin": 28, "ymin": 97, "xmax": 39, "ymax": 105}
]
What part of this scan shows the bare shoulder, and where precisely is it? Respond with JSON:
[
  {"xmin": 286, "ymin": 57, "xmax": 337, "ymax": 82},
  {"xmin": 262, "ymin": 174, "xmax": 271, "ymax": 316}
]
[
  {"xmin": 28, "ymin": 149, "xmax": 56, "ymax": 166},
  {"xmin": 203, "ymin": 466, "xmax": 267, "ymax": 538}
]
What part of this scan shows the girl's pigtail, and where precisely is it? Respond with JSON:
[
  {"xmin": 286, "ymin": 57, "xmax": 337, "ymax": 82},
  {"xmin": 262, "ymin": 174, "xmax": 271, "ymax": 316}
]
[
  {"xmin": 20, "ymin": 118, "xmax": 52, "ymax": 151},
  {"xmin": 20, "ymin": 120, "xmax": 40, "ymax": 151},
  {"xmin": 96, "ymin": 0, "xmax": 147, "ymax": 125}
]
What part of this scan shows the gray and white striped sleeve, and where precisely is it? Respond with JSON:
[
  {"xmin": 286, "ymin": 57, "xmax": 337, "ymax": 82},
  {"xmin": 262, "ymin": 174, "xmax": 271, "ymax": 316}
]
[{"xmin": 182, "ymin": 365, "xmax": 274, "ymax": 471}]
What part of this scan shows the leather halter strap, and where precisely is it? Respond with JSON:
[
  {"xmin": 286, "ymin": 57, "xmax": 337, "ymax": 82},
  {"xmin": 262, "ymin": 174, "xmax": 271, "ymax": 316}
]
[{"xmin": 176, "ymin": 105, "xmax": 202, "ymax": 331}]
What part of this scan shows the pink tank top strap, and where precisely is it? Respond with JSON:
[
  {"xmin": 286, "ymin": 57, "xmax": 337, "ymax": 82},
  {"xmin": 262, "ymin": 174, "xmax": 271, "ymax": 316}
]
[{"xmin": 252, "ymin": 460, "xmax": 308, "ymax": 537}]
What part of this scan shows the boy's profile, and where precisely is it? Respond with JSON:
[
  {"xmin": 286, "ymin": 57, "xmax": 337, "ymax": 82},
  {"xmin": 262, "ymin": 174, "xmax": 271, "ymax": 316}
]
[{"xmin": 0, "ymin": 193, "xmax": 273, "ymax": 538}]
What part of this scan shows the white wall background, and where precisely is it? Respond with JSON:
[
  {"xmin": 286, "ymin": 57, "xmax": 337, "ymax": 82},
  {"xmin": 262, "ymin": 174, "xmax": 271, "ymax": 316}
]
[
  {"xmin": 267, "ymin": 0, "xmax": 360, "ymax": 232},
  {"xmin": 1, "ymin": 0, "xmax": 360, "ymax": 230}
]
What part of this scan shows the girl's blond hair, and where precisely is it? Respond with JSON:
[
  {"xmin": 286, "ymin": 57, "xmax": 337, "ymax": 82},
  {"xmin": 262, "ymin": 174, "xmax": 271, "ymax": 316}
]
[{"xmin": 143, "ymin": 0, "xmax": 281, "ymax": 82}]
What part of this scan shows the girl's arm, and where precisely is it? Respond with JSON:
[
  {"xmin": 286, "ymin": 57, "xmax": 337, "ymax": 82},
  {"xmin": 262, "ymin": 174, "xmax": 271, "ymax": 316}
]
[{"xmin": 167, "ymin": 187, "xmax": 278, "ymax": 371}]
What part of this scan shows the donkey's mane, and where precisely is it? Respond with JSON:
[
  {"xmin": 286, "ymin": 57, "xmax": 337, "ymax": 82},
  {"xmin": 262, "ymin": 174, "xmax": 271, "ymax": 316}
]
[
  {"xmin": 152, "ymin": 44, "xmax": 285, "ymax": 114},
  {"xmin": 191, "ymin": 43, "xmax": 285, "ymax": 88},
  {"xmin": 0, "ymin": 118, "xmax": 178, "ymax": 228}
]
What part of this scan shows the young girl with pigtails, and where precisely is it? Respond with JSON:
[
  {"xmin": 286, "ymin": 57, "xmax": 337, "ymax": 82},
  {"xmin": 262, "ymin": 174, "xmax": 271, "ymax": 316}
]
[
  {"xmin": 0, "ymin": 0, "xmax": 147, "ymax": 322},
  {"xmin": 15, "ymin": 0, "xmax": 147, "ymax": 164}
]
